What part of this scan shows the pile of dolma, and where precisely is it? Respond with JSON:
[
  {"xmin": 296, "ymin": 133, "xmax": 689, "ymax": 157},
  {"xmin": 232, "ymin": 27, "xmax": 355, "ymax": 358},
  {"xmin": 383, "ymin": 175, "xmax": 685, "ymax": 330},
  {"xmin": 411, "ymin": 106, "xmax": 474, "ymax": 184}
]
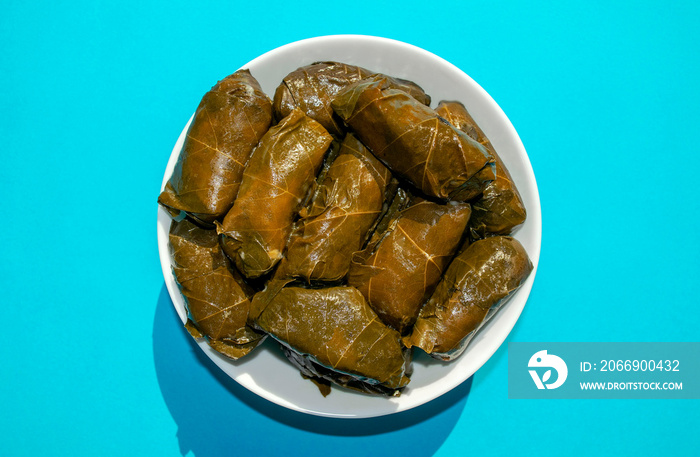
[{"xmin": 159, "ymin": 62, "xmax": 532, "ymax": 397}]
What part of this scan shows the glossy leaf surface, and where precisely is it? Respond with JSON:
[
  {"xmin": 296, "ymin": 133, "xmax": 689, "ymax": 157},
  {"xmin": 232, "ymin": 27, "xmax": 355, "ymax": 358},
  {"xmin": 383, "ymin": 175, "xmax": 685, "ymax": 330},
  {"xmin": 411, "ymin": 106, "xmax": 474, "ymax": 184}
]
[
  {"xmin": 169, "ymin": 218, "xmax": 264, "ymax": 360},
  {"xmin": 275, "ymin": 134, "xmax": 392, "ymax": 282},
  {"xmin": 217, "ymin": 109, "xmax": 333, "ymax": 278},
  {"xmin": 274, "ymin": 62, "xmax": 430, "ymax": 137},
  {"xmin": 409, "ymin": 236, "xmax": 532, "ymax": 359},
  {"xmin": 331, "ymin": 75, "xmax": 494, "ymax": 201},
  {"xmin": 251, "ymin": 284, "xmax": 410, "ymax": 390},
  {"xmin": 436, "ymin": 101, "xmax": 526, "ymax": 238},
  {"xmin": 159, "ymin": 70, "xmax": 272, "ymax": 223},
  {"xmin": 348, "ymin": 199, "xmax": 471, "ymax": 334}
]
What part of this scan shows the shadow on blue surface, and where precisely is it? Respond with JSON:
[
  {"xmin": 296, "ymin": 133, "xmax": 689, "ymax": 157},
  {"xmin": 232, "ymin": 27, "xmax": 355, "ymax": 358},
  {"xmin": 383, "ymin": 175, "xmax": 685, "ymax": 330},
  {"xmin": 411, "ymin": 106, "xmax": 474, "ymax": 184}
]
[{"xmin": 153, "ymin": 284, "xmax": 471, "ymax": 456}]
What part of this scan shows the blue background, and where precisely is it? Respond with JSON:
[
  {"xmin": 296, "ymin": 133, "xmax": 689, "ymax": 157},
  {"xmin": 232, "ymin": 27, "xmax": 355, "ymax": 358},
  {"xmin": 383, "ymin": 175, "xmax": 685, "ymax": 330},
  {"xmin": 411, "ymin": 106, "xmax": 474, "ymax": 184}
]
[{"xmin": 2, "ymin": 1, "xmax": 698, "ymax": 455}]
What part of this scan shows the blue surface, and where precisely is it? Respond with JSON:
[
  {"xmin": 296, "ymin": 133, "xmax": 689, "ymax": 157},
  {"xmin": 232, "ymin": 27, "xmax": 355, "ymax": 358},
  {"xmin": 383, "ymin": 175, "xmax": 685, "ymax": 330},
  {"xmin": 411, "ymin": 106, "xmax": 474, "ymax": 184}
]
[{"xmin": 1, "ymin": 1, "xmax": 699, "ymax": 456}]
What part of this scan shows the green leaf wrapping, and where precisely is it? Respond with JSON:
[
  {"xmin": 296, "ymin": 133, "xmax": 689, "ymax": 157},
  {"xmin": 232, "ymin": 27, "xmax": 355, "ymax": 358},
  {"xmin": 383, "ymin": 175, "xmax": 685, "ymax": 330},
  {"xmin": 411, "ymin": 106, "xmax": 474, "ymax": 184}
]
[
  {"xmin": 347, "ymin": 199, "xmax": 471, "ymax": 334},
  {"xmin": 275, "ymin": 133, "xmax": 392, "ymax": 283},
  {"xmin": 408, "ymin": 236, "xmax": 533, "ymax": 360},
  {"xmin": 169, "ymin": 218, "xmax": 265, "ymax": 360},
  {"xmin": 217, "ymin": 109, "xmax": 333, "ymax": 278},
  {"xmin": 435, "ymin": 101, "xmax": 526, "ymax": 238},
  {"xmin": 331, "ymin": 75, "xmax": 495, "ymax": 201},
  {"xmin": 251, "ymin": 284, "xmax": 411, "ymax": 391},
  {"xmin": 158, "ymin": 70, "xmax": 272, "ymax": 224},
  {"xmin": 274, "ymin": 61, "xmax": 430, "ymax": 137}
]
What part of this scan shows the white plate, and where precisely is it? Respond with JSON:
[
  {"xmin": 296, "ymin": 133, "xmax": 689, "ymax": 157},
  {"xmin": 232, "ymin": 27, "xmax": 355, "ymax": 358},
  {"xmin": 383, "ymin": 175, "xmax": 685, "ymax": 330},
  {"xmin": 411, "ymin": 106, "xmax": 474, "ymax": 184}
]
[{"xmin": 157, "ymin": 35, "xmax": 541, "ymax": 418}]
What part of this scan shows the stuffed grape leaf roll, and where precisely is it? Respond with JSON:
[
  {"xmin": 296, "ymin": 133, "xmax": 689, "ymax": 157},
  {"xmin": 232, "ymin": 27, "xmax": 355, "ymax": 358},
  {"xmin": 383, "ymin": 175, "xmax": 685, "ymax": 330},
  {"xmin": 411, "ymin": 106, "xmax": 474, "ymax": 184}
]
[
  {"xmin": 348, "ymin": 199, "xmax": 471, "ymax": 334},
  {"xmin": 250, "ymin": 283, "xmax": 411, "ymax": 394},
  {"xmin": 274, "ymin": 61, "xmax": 430, "ymax": 137},
  {"xmin": 217, "ymin": 109, "xmax": 333, "ymax": 278},
  {"xmin": 408, "ymin": 236, "xmax": 532, "ymax": 360},
  {"xmin": 159, "ymin": 70, "xmax": 272, "ymax": 224},
  {"xmin": 169, "ymin": 218, "xmax": 265, "ymax": 360},
  {"xmin": 274, "ymin": 133, "xmax": 393, "ymax": 283},
  {"xmin": 436, "ymin": 101, "xmax": 526, "ymax": 238},
  {"xmin": 331, "ymin": 75, "xmax": 495, "ymax": 201}
]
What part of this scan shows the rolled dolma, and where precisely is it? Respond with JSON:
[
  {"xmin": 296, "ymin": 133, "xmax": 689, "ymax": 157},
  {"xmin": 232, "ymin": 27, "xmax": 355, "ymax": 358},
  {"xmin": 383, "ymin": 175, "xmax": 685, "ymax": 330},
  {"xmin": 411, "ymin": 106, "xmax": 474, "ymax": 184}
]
[
  {"xmin": 217, "ymin": 109, "xmax": 333, "ymax": 278},
  {"xmin": 159, "ymin": 70, "xmax": 273, "ymax": 224},
  {"xmin": 169, "ymin": 218, "xmax": 265, "ymax": 360},
  {"xmin": 331, "ymin": 75, "xmax": 495, "ymax": 201},
  {"xmin": 436, "ymin": 101, "xmax": 526, "ymax": 238},
  {"xmin": 275, "ymin": 134, "xmax": 392, "ymax": 283},
  {"xmin": 408, "ymin": 236, "xmax": 532, "ymax": 360},
  {"xmin": 274, "ymin": 61, "xmax": 430, "ymax": 137},
  {"xmin": 348, "ymin": 199, "xmax": 471, "ymax": 334},
  {"xmin": 250, "ymin": 284, "xmax": 411, "ymax": 394}
]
